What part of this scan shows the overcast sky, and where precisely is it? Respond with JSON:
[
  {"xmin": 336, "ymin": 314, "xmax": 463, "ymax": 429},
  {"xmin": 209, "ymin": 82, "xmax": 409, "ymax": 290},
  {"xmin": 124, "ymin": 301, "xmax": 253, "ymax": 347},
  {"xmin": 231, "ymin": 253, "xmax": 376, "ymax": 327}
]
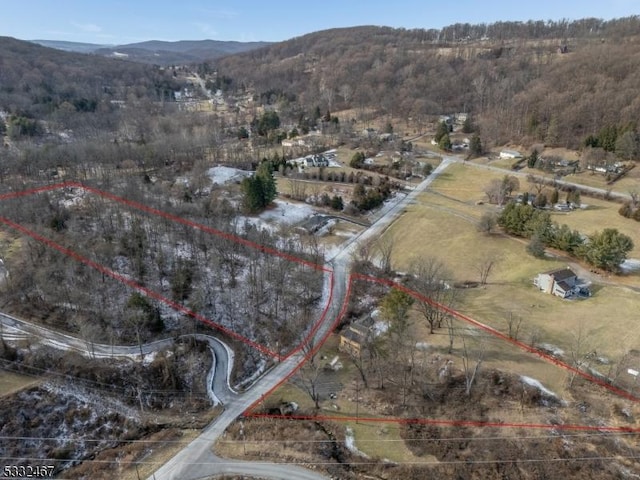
[{"xmin": 1, "ymin": 0, "xmax": 638, "ymax": 44}]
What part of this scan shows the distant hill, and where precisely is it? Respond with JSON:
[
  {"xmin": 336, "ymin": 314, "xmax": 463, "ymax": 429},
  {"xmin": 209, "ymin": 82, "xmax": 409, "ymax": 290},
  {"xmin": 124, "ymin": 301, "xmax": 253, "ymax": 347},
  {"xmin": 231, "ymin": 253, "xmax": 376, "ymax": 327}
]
[
  {"xmin": 29, "ymin": 38, "xmax": 270, "ymax": 66},
  {"xmin": 215, "ymin": 17, "xmax": 640, "ymax": 149},
  {"xmin": 0, "ymin": 36, "xmax": 183, "ymax": 134},
  {"xmin": 31, "ymin": 39, "xmax": 111, "ymax": 54},
  {"xmin": 84, "ymin": 39, "xmax": 267, "ymax": 65}
]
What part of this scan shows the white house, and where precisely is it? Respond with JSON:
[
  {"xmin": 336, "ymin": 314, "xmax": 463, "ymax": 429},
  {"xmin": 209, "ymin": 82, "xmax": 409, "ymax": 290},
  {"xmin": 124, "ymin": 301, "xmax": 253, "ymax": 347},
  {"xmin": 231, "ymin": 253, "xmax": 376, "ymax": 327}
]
[
  {"xmin": 533, "ymin": 267, "xmax": 578, "ymax": 298},
  {"xmin": 500, "ymin": 150, "xmax": 523, "ymax": 160},
  {"xmin": 282, "ymin": 138, "xmax": 307, "ymax": 148}
]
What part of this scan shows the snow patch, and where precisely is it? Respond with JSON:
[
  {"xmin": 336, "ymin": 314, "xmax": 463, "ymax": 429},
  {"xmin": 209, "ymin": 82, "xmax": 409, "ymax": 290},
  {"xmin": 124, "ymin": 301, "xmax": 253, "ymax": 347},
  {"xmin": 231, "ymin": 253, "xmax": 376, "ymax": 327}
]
[
  {"xmin": 234, "ymin": 358, "xmax": 267, "ymax": 390},
  {"xmin": 538, "ymin": 343, "xmax": 564, "ymax": 357},
  {"xmin": 239, "ymin": 200, "xmax": 317, "ymax": 232},
  {"xmin": 207, "ymin": 166, "xmax": 252, "ymax": 185},
  {"xmin": 345, "ymin": 427, "xmax": 369, "ymax": 458},
  {"xmin": 620, "ymin": 258, "xmax": 640, "ymax": 273},
  {"xmin": 373, "ymin": 320, "xmax": 389, "ymax": 336},
  {"xmin": 521, "ymin": 376, "xmax": 559, "ymax": 400},
  {"xmin": 260, "ymin": 200, "xmax": 316, "ymax": 224}
]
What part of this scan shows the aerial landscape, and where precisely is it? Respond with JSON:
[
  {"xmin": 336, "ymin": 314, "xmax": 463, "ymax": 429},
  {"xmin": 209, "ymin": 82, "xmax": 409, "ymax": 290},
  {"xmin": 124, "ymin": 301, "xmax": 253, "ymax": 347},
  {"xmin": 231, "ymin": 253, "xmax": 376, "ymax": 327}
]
[{"xmin": 2, "ymin": 1, "xmax": 640, "ymax": 479}]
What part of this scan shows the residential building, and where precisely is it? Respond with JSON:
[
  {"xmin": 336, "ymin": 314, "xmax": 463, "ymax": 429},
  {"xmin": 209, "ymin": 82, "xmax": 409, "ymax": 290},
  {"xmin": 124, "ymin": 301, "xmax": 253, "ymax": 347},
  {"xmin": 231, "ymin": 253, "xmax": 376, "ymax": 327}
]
[{"xmin": 533, "ymin": 267, "xmax": 578, "ymax": 298}]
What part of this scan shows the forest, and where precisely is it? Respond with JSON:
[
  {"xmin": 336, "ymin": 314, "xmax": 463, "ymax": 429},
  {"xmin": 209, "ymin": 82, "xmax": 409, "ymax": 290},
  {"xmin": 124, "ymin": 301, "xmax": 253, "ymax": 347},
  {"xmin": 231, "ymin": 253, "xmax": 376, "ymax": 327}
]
[{"xmin": 213, "ymin": 17, "xmax": 640, "ymax": 149}]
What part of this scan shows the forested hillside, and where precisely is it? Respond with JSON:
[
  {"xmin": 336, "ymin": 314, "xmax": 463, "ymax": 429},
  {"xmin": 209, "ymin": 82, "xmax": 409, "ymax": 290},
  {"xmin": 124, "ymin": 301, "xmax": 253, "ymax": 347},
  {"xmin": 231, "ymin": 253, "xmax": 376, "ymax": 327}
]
[
  {"xmin": 214, "ymin": 17, "xmax": 640, "ymax": 149},
  {"xmin": 0, "ymin": 37, "xmax": 183, "ymax": 135}
]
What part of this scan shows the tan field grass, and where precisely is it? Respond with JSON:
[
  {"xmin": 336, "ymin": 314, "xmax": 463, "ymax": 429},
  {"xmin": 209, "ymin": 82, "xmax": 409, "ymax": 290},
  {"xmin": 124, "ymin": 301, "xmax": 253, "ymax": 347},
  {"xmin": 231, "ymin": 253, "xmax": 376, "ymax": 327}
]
[
  {"xmin": 426, "ymin": 162, "xmax": 640, "ymax": 259},
  {"xmin": 0, "ymin": 371, "xmax": 40, "ymax": 397},
  {"xmin": 377, "ymin": 161, "xmax": 640, "ymax": 376},
  {"xmin": 549, "ymin": 198, "xmax": 640, "ymax": 258}
]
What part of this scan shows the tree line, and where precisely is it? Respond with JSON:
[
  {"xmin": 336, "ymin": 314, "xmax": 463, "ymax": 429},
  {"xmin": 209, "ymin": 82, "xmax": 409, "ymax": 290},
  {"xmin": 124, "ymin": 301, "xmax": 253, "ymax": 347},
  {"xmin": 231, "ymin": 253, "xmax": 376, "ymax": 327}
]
[{"xmin": 498, "ymin": 202, "xmax": 633, "ymax": 271}]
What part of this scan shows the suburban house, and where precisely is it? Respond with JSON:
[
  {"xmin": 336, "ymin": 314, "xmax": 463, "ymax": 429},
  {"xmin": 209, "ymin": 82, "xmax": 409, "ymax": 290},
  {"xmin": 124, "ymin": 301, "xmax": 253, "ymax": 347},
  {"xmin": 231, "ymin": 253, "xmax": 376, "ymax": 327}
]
[
  {"xmin": 499, "ymin": 149, "xmax": 523, "ymax": 159},
  {"xmin": 533, "ymin": 267, "xmax": 578, "ymax": 298},
  {"xmin": 281, "ymin": 138, "xmax": 307, "ymax": 148},
  {"xmin": 339, "ymin": 323, "xmax": 371, "ymax": 356}
]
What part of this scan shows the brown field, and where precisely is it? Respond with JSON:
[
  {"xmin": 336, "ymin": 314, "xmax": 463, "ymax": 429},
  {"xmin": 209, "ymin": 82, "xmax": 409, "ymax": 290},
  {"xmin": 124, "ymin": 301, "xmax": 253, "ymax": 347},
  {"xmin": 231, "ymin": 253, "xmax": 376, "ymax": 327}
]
[
  {"xmin": 377, "ymin": 160, "xmax": 640, "ymax": 373},
  {"xmin": 0, "ymin": 371, "xmax": 40, "ymax": 396},
  {"xmin": 548, "ymin": 197, "xmax": 640, "ymax": 258}
]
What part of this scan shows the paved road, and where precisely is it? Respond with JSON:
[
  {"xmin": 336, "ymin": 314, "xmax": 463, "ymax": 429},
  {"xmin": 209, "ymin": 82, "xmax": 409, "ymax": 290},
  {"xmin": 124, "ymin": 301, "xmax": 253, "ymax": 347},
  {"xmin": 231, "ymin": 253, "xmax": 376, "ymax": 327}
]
[
  {"xmin": 0, "ymin": 312, "xmax": 235, "ymax": 406},
  {"xmin": 150, "ymin": 159, "xmax": 456, "ymax": 479},
  {"xmin": 0, "ymin": 157, "xmax": 454, "ymax": 480},
  {"xmin": 457, "ymin": 157, "xmax": 632, "ymax": 202}
]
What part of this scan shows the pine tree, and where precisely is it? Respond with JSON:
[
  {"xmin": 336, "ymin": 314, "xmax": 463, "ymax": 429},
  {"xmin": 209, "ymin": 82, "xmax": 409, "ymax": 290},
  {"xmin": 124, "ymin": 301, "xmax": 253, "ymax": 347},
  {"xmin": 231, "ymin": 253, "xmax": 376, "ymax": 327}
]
[
  {"xmin": 435, "ymin": 121, "xmax": 450, "ymax": 143},
  {"xmin": 469, "ymin": 134, "xmax": 482, "ymax": 156}
]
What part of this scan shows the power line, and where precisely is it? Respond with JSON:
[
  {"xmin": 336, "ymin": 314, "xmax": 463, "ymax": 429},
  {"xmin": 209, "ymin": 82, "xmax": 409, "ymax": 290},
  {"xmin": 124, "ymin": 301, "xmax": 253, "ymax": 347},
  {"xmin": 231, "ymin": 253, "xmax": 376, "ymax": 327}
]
[
  {"xmin": 2, "ymin": 430, "xmax": 637, "ymax": 446},
  {"xmin": 2, "ymin": 454, "xmax": 640, "ymax": 467},
  {"xmin": 0, "ymin": 359, "xmax": 212, "ymax": 399}
]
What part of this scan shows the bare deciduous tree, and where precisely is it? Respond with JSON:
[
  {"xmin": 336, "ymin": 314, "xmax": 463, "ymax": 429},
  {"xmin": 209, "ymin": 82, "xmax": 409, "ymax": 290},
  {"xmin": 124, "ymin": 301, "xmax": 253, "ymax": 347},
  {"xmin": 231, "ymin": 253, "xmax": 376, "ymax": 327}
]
[
  {"xmin": 461, "ymin": 336, "xmax": 485, "ymax": 396},
  {"xmin": 505, "ymin": 311, "xmax": 523, "ymax": 341},
  {"xmin": 475, "ymin": 255, "xmax": 499, "ymax": 285},
  {"xmin": 409, "ymin": 257, "xmax": 456, "ymax": 334},
  {"xmin": 567, "ymin": 325, "xmax": 595, "ymax": 389},
  {"xmin": 377, "ymin": 235, "xmax": 394, "ymax": 274},
  {"xmin": 296, "ymin": 337, "xmax": 323, "ymax": 410},
  {"xmin": 477, "ymin": 212, "xmax": 498, "ymax": 234}
]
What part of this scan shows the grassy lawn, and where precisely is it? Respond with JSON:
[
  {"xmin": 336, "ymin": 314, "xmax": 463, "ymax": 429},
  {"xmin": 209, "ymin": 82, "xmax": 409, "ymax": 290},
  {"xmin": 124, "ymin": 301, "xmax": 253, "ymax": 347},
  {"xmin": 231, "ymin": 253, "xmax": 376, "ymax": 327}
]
[
  {"xmin": 375, "ymin": 160, "xmax": 640, "ymax": 382},
  {"xmin": 345, "ymin": 421, "xmax": 433, "ymax": 463},
  {"xmin": 549, "ymin": 198, "xmax": 640, "ymax": 258}
]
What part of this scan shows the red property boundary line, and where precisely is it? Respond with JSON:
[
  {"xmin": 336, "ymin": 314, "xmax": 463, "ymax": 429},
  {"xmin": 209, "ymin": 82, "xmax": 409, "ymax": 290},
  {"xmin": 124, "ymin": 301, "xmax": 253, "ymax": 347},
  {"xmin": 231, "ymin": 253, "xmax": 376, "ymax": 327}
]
[
  {"xmin": 243, "ymin": 270, "xmax": 354, "ymax": 415},
  {"xmin": 245, "ymin": 273, "xmax": 640, "ymax": 434},
  {"xmin": 0, "ymin": 181, "xmax": 334, "ymax": 361},
  {"xmin": 3, "ymin": 182, "xmax": 638, "ymax": 432}
]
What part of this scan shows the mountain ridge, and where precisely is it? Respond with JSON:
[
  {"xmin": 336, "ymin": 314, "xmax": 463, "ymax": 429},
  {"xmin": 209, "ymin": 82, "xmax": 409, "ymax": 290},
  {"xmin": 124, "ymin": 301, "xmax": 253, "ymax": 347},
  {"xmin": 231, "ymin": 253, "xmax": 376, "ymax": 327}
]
[{"xmin": 30, "ymin": 38, "xmax": 272, "ymax": 65}]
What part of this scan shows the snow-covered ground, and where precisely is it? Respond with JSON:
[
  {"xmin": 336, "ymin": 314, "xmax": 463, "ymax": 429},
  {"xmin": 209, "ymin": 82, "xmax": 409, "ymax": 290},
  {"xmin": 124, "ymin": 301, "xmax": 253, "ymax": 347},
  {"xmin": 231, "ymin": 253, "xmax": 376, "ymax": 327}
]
[
  {"xmin": 345, "ymin": 427, "xmax": 369, "ymax": 458},
  {"xmin": 521, "ymin": 376, "xmax": 559, "ymax": 400},
  {"xmin": 207, "ymin": 166, "xmax": 252, "ymax": 185},
  {"xmin": 538, "ymin": 343, "xmax": 564, "ymax": 357},
  {"xmin": 620, "ymin": 258, "xmax": 640, "ymax": 273},
  {"xmin": 240, "ymin": 199, "xmax": 317, "ymax": 232}
]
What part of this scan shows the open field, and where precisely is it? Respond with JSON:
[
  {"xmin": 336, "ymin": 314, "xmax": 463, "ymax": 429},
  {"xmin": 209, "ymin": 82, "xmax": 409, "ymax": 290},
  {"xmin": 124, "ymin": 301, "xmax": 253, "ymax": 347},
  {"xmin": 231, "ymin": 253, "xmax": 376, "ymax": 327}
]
[
  {"xmin": 0, "ymin": 370, "xmax": 40, "ymax": 397},
  {"xmin": 376, "ymin": 161, "xmax": 640, "ymax": 379},
  {"xmin": 549, "ymin": 197, "xmax": 640, "ymax": 257},
  {"xmin": 424, "ymin": 162, "xmax": 640, "ymax": 259}
]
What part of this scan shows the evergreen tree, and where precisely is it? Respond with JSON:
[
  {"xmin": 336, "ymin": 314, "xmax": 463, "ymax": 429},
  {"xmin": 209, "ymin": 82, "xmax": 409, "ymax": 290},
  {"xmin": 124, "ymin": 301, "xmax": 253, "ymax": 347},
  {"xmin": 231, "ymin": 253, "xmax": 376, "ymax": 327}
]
[
  {"xmin": 241, "ymin": 162, "xmax": 277, "ymax": 213},
  {"xmin": 469, "ymin": 133, "xmax": 482, "ymax": 156},
  {"xmin": 462, "ymin": 115, "xmax": 474, "ymax": 134},
  {"xmin": 330, "ymin": 195, "xmax": 344, "ymax": 211},
  {"xmin": 527, "ymin": 234, "xmax": 546, "ymax": 258},
  {"xmin": 579, "ymin": 228, "xmax": 633, "ymax": 272},
  {"xmin": 438, "ymin": 132, "xmax": 452, "ymax": 151},
  {"xmin": 434, "ymin": 121, "xmax": 450, "ymax": 143}
]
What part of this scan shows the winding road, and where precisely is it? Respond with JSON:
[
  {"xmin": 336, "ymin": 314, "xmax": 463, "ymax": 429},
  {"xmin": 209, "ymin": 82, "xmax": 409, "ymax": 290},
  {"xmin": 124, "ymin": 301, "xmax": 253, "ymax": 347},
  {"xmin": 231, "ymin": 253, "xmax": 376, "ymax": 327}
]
[
  {"xmin": 149, "ymin": 157, "xmax": 456, "ymax": 480},
  {"xmin": 0, "ymin": 157, "xmax": 454, "ymax": 480},
  {"xmin": 3, "ymin": 151, "xmax": 633, "ymax": 478}
]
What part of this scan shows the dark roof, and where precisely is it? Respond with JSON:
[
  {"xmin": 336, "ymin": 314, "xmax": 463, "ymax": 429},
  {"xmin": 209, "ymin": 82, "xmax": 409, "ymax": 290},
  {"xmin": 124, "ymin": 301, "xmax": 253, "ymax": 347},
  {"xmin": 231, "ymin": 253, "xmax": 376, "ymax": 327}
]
[
  {"xmin": 555, "ymin": 280, "xmax": 572, "ymax": 292},
  {"xmin": 341, "ymin": 324, "xmax": 369, "ymax": 345},
  {"xmin": 545, "ymin": 267, "xmax": 576, "ymax": 282}
]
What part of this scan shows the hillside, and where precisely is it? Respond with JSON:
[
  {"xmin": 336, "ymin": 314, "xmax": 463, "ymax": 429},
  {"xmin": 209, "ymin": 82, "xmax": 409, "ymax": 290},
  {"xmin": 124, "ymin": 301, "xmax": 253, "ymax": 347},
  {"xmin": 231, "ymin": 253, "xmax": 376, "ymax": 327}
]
[
  {"xmin": 214, "ymin": 18, "xmax": 640, "ymax": 150},
  {"xmin": 0, "ymin": 36, "xmax": 185, "ymax": 136},
  {"xmin": 32, "ymin": 38, "xmax": 271, "ymax": 65},
  {"xmin": 31, "ymin": 39, "xmax": 111, "ymax": 53}
]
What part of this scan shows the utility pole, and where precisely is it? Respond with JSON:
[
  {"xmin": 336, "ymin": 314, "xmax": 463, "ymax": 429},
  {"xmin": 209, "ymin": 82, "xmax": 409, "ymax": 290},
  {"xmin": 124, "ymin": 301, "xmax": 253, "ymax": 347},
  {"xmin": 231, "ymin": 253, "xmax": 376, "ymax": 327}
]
[{"xmin": 355, "ymin": 380, "xmax": 360, "ymax": 424}]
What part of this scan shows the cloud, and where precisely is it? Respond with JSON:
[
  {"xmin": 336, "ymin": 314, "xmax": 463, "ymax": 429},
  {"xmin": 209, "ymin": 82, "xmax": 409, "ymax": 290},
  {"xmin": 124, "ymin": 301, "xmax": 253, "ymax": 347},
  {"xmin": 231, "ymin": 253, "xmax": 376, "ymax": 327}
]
[
  {"xmin": 194, "ymin": 7, "xmax": 239, "ymax": 19},
  {"xmin": 71, "ymin": 22, "xmax": 102, "ymax": 33},
  {"xmin": 194, "ymin": 22, "xmax": 219, "ymax": 37}
]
